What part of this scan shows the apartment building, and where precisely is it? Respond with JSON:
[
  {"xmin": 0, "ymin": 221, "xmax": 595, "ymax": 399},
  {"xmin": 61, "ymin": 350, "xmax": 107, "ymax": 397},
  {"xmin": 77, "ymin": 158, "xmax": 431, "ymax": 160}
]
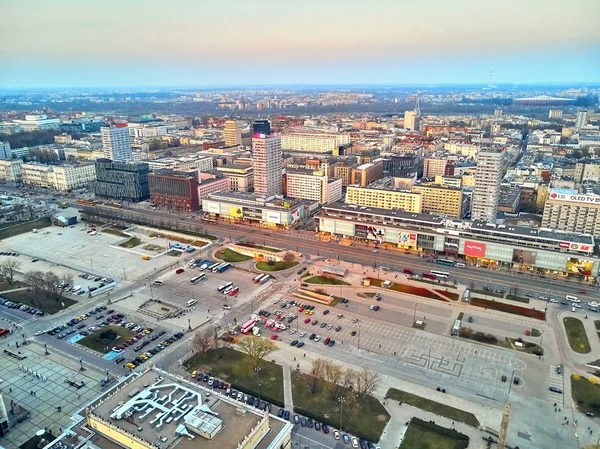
[
  {"xmin": 197, "ymin": 176, "xmax": 231, "ymax": 200},
  {"xmin": 0, "ymin": 159, "xmax": 22, "ymax": 182},
  {"xmin": 345, "ymin": 186, "xmax": 422, "ymax": 212},
  {"xmin": 20, "ymin": 163, "xmax": 96, "ymax": 191},
  {"xmin": 280, "ymin": 132, "xmax": 350, "ymax": 153},
  {"xmin": 252, "ymin": 134, "xmax": 282, "ymax": 195},
  {"xmin": 333, "ymin": 163, "xmax": 356, "ymax": 186},
  {"xmin": 101, "ymin": 125, "xmax": 132, "ymax": 161},
  {"xmin": 93, "ymin": 159, "xmax": 150, "ymax": 202},
  {"xmin": 412, "ymin": 184, "xmax": 464, "ymax": 218},
  {"xmin": 423, "ymin": 158, "xmax": 448, "ymax": 178},
  {"xmin": 0, "ymin": 142, "xmax": 11, "ymax": 160},
  {"xmin": 223, "ymin": 120, "xmax": 242, "ymax": 147},
  {"xmin": 472, "ymin": 148, "xmax": 506, "ymax": 221},
  {"xmin": 542, "ymin": 190, "xmax": 600, "ymax": 236},
  {"xmin": 285, "ymin": 170, "xmax": 342, "ymax": 204},
  {"xmin": 351, "ymin": 161, "xmax": 384, "ymax": 187}
]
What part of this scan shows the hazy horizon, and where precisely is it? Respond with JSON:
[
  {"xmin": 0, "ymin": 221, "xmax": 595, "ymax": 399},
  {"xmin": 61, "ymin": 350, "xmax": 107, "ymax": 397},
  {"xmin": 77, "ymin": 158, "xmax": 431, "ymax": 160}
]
[{"xmin": 2, "ymin": 0, "xmax": 599, "ymax": 88}]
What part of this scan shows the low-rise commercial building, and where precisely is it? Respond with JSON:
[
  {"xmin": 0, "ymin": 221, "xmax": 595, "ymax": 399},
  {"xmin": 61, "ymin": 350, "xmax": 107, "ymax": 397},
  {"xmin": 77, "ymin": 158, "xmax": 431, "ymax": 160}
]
[
  {"xmin": 93, "ymin": 159, "xmax": 150, "ymax": 202},
  {"xmin": 316, "ymin": 202, "xmax": 600, "ymax": 279},
  {"xmin": 216, "ymin": 164, "xmax": 254, "ymax": 192},
  {"xmin": 20, "ymin": 163, "xmax": 96, "ymax": 191},
  {"xmin": 202, "ymin": 191, "xmax": 305, "ymax": 229},
  {"xmin": 345, "ymin": 185, "xmax": 422, "ymax": 212},
  {"xmin": 148, "ymin": 170, "xmax": 200, "ymax": 211},
  {"xmin": 412, "ymin": 184, "xmax": 464, "ymax": 218}
]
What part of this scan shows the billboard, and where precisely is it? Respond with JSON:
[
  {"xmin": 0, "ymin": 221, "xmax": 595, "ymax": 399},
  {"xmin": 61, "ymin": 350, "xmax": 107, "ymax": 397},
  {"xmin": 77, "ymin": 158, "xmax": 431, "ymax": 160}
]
[
  {"xmin": 355, "ymin": 224, "xmax": 368, "ymax": 239},
  {"xmin": 566, "ymin": 258, "xmax": 593, "ymax": 276},
  {"xmin": 367, "ymin": 226, "xmax": 385, "ymax": 242},
  {"xmin": 549, "ymin": 190, "xmax": 600, "ymax": 205},
  {"xmin": 399, "ymin": 232, "xmax": 417, "ymax": 247},
  {"xmin": 229, "ymin": 207, "xmax": 243, "ymax": 218},
  {"xmin": 266, "ymin": 211, "xmax": 281, "ymax": 224},
  {"xmin": 512, "ymin": 249, "xmax": 537, "ymax": 265},
  {"xmin": 464, "ymin": 241, "xmax": 486, "ymax": 258},
  {"xmin": 205, "ymin": 201, "xmax": 220, "ymax": 214}
]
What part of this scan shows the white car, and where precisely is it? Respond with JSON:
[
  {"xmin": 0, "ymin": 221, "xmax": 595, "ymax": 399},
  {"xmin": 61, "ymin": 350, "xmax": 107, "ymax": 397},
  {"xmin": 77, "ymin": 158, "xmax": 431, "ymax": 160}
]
[
  {"xmin": 222, "ymin": 305, "xmax": 231, "ymax": 310},
  {"xmin": 34, "ymin": 330, "xmax": 45, "ymax": 336},
  {"xmin": 237, "ymin": 391, "xmax": 243, "ymax": 401},
  {"xmin": 549, "ymin": 298, "xmax": 558, "ymax": 303},
  {"xmin": 299, "ymin": 331, "xmax": 306, "ymax": 337},
  {"xmin": 289, "ymin": 329, "xmax": 297, "ymax": 335},
  {"xmin": 112, "ymin": 347, "xmax": 123, "ymax": 353},
  {"xmin": 333, "ymin": 430, "xmax": 340, "ymax": 440},
  {"xmin": 208, "ymin": 377, "xmax": 214, "ymax": 386},
  {"xmin": 274, "ymin": 298, "xmax": 280, "ymax": 303},
  {"xmin": 351, "ymin": 437, "xmax": 359, "ymax": 448},
  {"xmin": 314, "ymin": 335, "xmax": 321, "ymax": 342}
]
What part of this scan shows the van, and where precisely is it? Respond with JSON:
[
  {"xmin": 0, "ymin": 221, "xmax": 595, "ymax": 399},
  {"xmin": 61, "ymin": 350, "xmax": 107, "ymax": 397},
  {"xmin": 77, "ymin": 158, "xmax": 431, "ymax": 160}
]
[
  {"xmin": 455, "ymin": 263, "xmax": 466, "ymax": 268},
  {"xmin": 566, "ymin": 295, "xmax": 580, "ymax": 303},
  {"xmin": 186, "ymin": 299, "xmax": 197, "ymax": 306}
]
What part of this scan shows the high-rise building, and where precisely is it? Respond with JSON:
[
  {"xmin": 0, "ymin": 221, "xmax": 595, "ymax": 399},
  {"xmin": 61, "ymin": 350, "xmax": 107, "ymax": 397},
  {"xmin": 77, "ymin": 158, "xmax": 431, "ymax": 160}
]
[
  {"xmin": 472, "ymin": 148, "xmax": 506, "ymax": 222},
  {"xmin": 494, "ymin": 108, "xmax": 503, "ymax": 118},
  {"xmin": 93, "ymin": 159, "xmax": 149, "ymax": 202},
  {"xmin": 576, "ymin": 109, "xmax": 588, "ymax": 129},
  {"xmin": 252, "ymin": 133, "xmax": 282, "ymax": 196},
  {"xmin": 148, "ymin": 170, "xmax": 200, "ymax": 211},
  {"xmin": 252, "ymin": 120, "xmax": 271, "ymax": 135},
  {"xmin": 404, "ymin": 111, "xmax": 419, "ymax": 131},
  {"xmin": 101, "ymin": 124, "xmax": 132, "ymax": 161},
  {"xmin": 0, "ymin": 142, "xmax": 11, "ymax": 160},
  {"xmin": 542, "ymin": 191, "xmax": 600, "ymax": 237},
  {"xmin": 223, "ymin": 120, "xmax": 242, "ymax": 147},
  {"xmin": 423, "ymin": 158, "xmax": 448, "ymax": 178},
  {"xmin": 548, "ymin": 109, "xmax": 563, "ymax": 119}
]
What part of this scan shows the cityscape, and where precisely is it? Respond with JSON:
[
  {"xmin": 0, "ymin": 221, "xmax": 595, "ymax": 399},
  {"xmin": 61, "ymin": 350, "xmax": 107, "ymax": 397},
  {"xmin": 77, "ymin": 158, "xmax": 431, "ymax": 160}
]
[{"xmin": 1, "ymin": 2, "xmax": 600, "ymax": 449}]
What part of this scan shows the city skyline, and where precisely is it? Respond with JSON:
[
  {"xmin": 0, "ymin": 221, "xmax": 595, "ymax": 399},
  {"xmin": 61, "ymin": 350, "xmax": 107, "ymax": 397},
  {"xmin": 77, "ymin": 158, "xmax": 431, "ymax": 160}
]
[{"xmin": 1, "ymin": 0, "xmax": 599, "ymax": 88}]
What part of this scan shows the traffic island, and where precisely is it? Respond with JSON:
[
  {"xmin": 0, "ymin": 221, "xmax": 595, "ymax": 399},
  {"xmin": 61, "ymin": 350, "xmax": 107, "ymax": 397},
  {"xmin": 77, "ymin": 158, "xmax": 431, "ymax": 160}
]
[
  {"xmin": 255, "ymin": 260, "xmax": 298, "ymax": 271},
  {"xmin": 571, "ymin": 374, "xmax": 600, "ymax": 416},
  {"xmin": 563, "ymin": 317, "xmax": 591, "ymax": 353},
  {"xmin": 215, "ymin": 248, "xmax": 253, "ymax": 263}
]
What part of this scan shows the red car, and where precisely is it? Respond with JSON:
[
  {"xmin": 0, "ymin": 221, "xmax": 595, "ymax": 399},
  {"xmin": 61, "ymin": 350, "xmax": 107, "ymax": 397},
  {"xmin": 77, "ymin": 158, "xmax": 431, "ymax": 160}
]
[
  {"xmin": 304, "ymin": 318, "xmax": 311, "ymax": 324},
  {"xmin": 324, "ymin": 337, "xmax": 331, "ymax": 345},
  {"xmin": 578, "ymin": 289, "xmax": 587, "ymax": 294},
  {"xmin": 270, "ymin": 334, "xmax": 278, "ymax": 341}
]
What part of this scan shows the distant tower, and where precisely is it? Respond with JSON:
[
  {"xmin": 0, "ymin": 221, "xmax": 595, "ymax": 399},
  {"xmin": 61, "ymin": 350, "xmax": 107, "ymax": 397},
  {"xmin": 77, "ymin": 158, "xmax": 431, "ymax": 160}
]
[
  {"xmin": 576, "ymin": 109, "xmax": 588, "ymax": 129},
  {"xmin": 414, "ymin": 96, "xmax": 421, "ymax": 117}
]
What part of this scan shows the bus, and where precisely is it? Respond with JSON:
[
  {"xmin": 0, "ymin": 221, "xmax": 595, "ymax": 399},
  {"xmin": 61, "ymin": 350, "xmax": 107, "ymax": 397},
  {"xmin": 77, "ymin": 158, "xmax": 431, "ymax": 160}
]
[
  {"xmin": 216, "ymin": 263, "xmax": 231, "ymax": 273},
  {"xmin": 240, "ymin": 318, "xmax": 257, "ymax": 334},
  {"xmin": 565, "ymin": 295, "xmax": 580, "ymax": 303},
  {"xmin": 218, "ymin": 282, "xmax": 234, "ymax": 293},
  {"xmin": 430, "ymin": 270, "xmax": 449, "ymax": 279},
  {"xmin": 208, "ymin": 262, "xmax": 222, "ymax": 271},
  {"xmin": 190, "ymin": 273, "xmax": 206, "ymax": 284},
  {"xmin": 259, "ymin": 275, "xmax": 270, "ymax": 285},
  {"xmin": 451, "ymin": 319, "xmax": 461, "ymax": 336},
  {"xmin": 436, "ymin": 259, "xmax": 455, "ymax": 267},
  {"xmin": 253, "ymin": 273, "xmax": 265, "ymax": 283},
  {"xmin": 211, "ymin": 262, "xmax": 226, "ymax": 272},
  {"xmin": 186, "ymin": 299, "xmax": 197, "ymax": 307},
  {"xmin": 200, "ymin": 218, "xmax": 217, "ymax": 225},
  {"xmin": 228, "ymin": 287, "xmax": 240, "ymax": 296}
]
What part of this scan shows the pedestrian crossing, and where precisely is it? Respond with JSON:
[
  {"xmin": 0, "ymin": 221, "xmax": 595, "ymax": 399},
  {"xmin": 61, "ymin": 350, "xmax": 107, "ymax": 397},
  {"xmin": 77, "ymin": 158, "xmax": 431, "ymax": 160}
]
[{"xmin": 549, "ymin": 365, "xmax": 564, "ymax": 406}]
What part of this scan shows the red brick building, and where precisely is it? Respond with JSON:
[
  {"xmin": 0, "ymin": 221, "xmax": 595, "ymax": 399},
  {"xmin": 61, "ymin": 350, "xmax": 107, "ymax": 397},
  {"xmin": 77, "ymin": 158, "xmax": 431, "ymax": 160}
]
[{"xmin": 148, "ymin": 170, "xmax": 199, "ymax": 211}]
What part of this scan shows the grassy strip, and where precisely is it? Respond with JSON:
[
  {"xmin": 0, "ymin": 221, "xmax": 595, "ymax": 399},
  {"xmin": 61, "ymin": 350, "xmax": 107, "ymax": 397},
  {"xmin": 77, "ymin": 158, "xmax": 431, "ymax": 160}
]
[
  {"xmin": 470, "ymin": 297, "xmax": 545, "ymax": 320},
  {"xmin": 0, "ymin": 217, "xmax": 51, "ymax": 239},
  {"xmin": 412, "ymin": 278, "xmax": 458, "ymax": 289},
  {"xmin": 386, "ymin": 388, "xmax": 480, "ymax": 428},
  {"xmin": 1, "ymin": 290, "xmax": 76, "ymax": 315},
  {"xmin": 215, "ymin": 248, "xmax": 253, "ymax": 263},
  {"xmin": 119, "ymin": 237, "xmax": 142, "ymax": 248},
  {"xmin": 102, "ymin": 228, "xmax": 130, "ymax": 238},
  {"xmin": 563, "ymin": 317, "xmax": 591, "ymax": 353},
  {"xmin": 571, "ymin": 374, "xmax": 600, "ymax": 416},
  {"xmin": 256, "ymin": 260, "xmax": 298, "ymax": 271},
  {"xmin": 304, "ymin": 276, "xmax": 350, "ymax": 286},
  {"xmin": 400, "ymin": 418, "xmax": 469, "ymax": 449},
  {"xmin": 370, "ymin": 278, "xmax": 447, "ymax": 302},
  {"xmin": 77, "ymin": 325, "xmax": 135, "ymax": 354},
  {"xmin": 293, "ymin": 370, "xmax": 390, "ymax": 442},
  {"xmin": 506, "ymin": 294, "xmax": 530, "ymax": 304},
  {"xmin": 237, "ymin": 243, "xmax": 282, "ymax": 253},
  {"xmin": 184, "ymin": 348, "xmax": 284, "ymax": 406}
]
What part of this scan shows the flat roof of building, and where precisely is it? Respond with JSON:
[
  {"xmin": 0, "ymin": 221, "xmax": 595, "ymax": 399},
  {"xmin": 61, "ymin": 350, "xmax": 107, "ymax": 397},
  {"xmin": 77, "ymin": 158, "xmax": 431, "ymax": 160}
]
[{"xmin": 322, "ymin": 202, "xmax": 445, "ymax": 225}]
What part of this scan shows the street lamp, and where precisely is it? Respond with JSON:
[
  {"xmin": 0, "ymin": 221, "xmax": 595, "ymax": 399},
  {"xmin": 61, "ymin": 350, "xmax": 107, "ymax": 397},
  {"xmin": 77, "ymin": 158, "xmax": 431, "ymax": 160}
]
[
  {"xmin": 413, "ymin": 304, "xmax": 418, "ymax": 325},
  {"xmin": 338, "ymin": 396, "xmax": 345, "ymax": 431}
]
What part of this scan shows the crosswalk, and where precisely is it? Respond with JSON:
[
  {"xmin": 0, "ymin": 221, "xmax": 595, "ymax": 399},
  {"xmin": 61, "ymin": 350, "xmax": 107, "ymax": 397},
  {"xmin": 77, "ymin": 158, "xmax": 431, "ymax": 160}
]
[{"xmin": 549, "ymin": 365, "xmax": 564, "ymax": 406}]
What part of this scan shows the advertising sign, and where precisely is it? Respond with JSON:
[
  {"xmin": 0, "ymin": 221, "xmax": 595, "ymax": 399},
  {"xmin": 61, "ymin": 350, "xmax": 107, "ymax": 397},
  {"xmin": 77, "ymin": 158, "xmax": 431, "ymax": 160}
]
[
  {"xmin": 355, "ymin": 224, "xmax": 368, "ymax": 239},
  {"xmin": 464, "ymin": 241, "xmax": 486, "ymax": 258},
  {"xmin": 566, "ymin": 258, "xmax": 593, "ymax": 276},
  {"xmin": 205, "ymin": 201, "xmax": 220, "ymax": 214},
  {"xmin": 549, "ymin": 191, "xmax": 600, "ymax": 204},
  {"xmin": 559, "ymin": 242, "xmax": 570, "ymax": 249},
  {"xmin": 229, "ymin": 207, "xmax": 243, "ymax": 218},
  {"xmin": 367, "ymin": 226, "xmax": 385, "ymax": 241},
  {"xmin": 399, "ymin": 233, "xmax": 417, "ymax": 247},
  {"xmin": 266, "ymin": 211, "xmax": 281, "ymax": 224},
  {"xmin": 512, "ymin": 249, "xmax": 537, "ymax": 265}
]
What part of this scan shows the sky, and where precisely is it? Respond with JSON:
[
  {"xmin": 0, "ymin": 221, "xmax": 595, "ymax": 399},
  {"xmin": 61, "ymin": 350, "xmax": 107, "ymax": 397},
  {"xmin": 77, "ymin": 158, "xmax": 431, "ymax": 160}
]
[{"xmin": 1, "ymin": 0, "xmax": 599, "ymax": 88}]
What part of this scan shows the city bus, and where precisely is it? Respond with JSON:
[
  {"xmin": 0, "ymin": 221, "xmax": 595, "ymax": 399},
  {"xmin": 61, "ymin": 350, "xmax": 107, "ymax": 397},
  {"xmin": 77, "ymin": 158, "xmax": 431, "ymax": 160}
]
[
  {"xmin": 186, "ymin": 299, "xmax": 197, "ymax": 307},
  {"xmin": 200, "ymin": 217, "xmax": 217, "ymax": 225},
  {"xmin": 216, "ymin": 263, "xmax": 232, "ymax": 273},
  {"xmin": 211, "ymin": 262, "xmax": 226, "ymax": 273},
  {"xmin": 208, "ymin": 262, "xmax": 221, "ymax": 271},
  {"xmin": 217, "ymin": 282, "xmax": 234, "ymax": 293},
  {"xmin": 190, "ymin": 273, "xmax": 206, "ymax": 284},
  {"xmin": 240, "ymin": 318, "xmax": 257, "ymax": 334},
  {"xmin": 436, "ymin": 259, "xmax": 455, "ymax": 267},
  {"xmin": 259, "ymin": 275, "xmax": 270, "ymax": 285},
  {"xmin": 253, "ymin": 273, "xmax": 265, "ymax": 283},
  {"xmin": 430, "ymin": 270, "xmax": 449, "ymax": 279},
  {"xmin": 451, "ymin": 319, "xmax": 461, "ymax": 336}
]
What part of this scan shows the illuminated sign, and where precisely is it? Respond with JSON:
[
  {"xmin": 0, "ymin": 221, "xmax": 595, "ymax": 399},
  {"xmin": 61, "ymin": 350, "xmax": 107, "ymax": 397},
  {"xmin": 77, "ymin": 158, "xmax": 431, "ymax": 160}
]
[
  {"xmin": 549, "ymin": 191, "xmax": 600, "ymax": 204},
  {"xmin": 266, "ymin": 211, "xmax": 281, "ymax": 224},
  {"xmin": 464, "ymin": 241, "xmax": 486, "ymax": 257}
]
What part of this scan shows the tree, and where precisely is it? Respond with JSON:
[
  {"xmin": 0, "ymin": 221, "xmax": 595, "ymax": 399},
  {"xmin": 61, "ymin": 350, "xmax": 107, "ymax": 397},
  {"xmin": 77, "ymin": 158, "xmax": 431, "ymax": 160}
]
[
  {"xmin": 192, "ymin": 331, "xmax": 212, "ymax": 354},
  {"xmin": 0, "ymin": 259, "xmax": 21, "ymax": 285},
  {"xmin": 24, "ymin": 270, "xmax": 46, "ymax": 305},
  {"xmin": 59, "ymin": 274, "xmax": 74, "ymax": 296},
  {"xmin": 342, "ymin": 367, "xmax": 357, "ymax": 390},
  {"xmin": 357, "ymin": 367, "xmax": 380, "ymax": 395},
  {"xmin": 310, "ymin": 358, "xmax": 327, "ymax": 394},
  {"xmin": 43, "ymin": 272, "xmax": 62, "ymax": 299},
  {"xmin": 237, "ymin": 336, "xmax": 277, "ymax": 370},
  {"xmin": 323, "ymin": 360, "xmax": 343, "ymax": 399},
  {"xmin": 283, "ymin": 252, "xmax": 295, "ymax": 263}
]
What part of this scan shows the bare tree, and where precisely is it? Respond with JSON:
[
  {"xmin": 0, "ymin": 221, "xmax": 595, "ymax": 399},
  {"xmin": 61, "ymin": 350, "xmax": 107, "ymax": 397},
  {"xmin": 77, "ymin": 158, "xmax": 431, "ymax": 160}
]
[
  {"xmin": 357, "ymin": 367, "xmax": 380, "ymax": 396},
  {"xmin": 310, "ymin": 358, "xmax": 327, "ymax": 394},
  {"xmin": 283, "ymin": 252, "xmax": 295, "ymax": 263},
  {"xmin": 341, "ymin": 367, "xmax": 357, "ymax": 390},
  {"xmin": 192, "ymin": 331, "xmax": 212, "ymax": 354},
  {"xmin": 0, "ymin": 259, "xmax": 21, "ymax": 285},
  {"xmin": 59, "ymin": 273, "xmax": 74, "ymax": 296},
  {"xmin": 43, "ymin": 272, "xmax": 61, "ymax": 299},
  {"xmin": 237, "ymin": 335, "xmax": 277, "ymax": 370},
  {"xmin": 323, "ymin": 360, "xmax": 343, "ymax": 399},
  {"xmin": 24, "ymin": 270, "xmax": 46, "ymax": 306}
]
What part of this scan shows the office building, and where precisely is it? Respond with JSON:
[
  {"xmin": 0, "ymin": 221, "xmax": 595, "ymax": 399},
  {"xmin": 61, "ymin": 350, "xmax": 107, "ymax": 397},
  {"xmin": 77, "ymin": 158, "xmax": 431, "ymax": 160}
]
[
  {"xmin": 549, "ymin": 109, "xmax": 563, "ymax": 119},
  {"xmin": 384, "ymin": 154, "xmax": 419, "ymax": 178},
  {"xmin": 280, "ymin": 132, "xmax": 350, "ymax": 153},
  {"xmin": 93, "ymin": 159, "xmax": 150, "ymax": 202},
  {"xmin": 423, "ymin": 158, "xmax": 449, "ymax": 178},
  {"xmin": 101, "ymin": 125, "xmax": 132, "ymax": 161},
  {"xmin": 12, "ymin": 114, "xmax": 60, "ymax": 131},
  {"xmin": 494, "ymin": 108, "xmax": 503, "ymax": 118},
  {"xmin": 0, "ymin": 142, "xmax": 11, "ymax": 160},
  {"xmin": 412, "ymin": 184, "xmax": 464, "ymax": 218},
  {"xmin": 285, "ymin": 170, "xmax": 343, "ymax": 204},
  {"xmin": 216, "ymin": 164, "xmax": 254, "ymax": 192},
  {"xmin": 404, "ymin": 110, "xmax": 419, "ymax": 131},
  {"xmin": 252, "ymin": 133, "xmax": 282, "ymax": 195},
  {"xmin": 542, "ymin": 190, "xmax": 600, "ymax": 237},
  {"xmin": 575, "ymin": 162, "xmax": 600, "ymax": 183},
  {"xmin": 351, "ymin": 161, "xmax": 384, "ymax": 187},
  {"xmin": 472, "ymin": 148, "xmax": 505, "ymax": 222},
  {"xmin": 197, "ymin": 176, "xmax": 230, "ymax": 200},
  {"xmin": 148, "ymin": 170, "xmax": 200, "ymax": 211},
  {"xmin": 0, "ymin": 159, "xmax": 22, "ymax": 182},
  {"xmin": 334, "ymin": 163, "xmax": 357, "ymax": 186},
  {"xmin": 223, "ymin": 120, "xmax": 242, "ymax": 147},
  {"xmin": 21, "ymin": 163, "xmax": 96, "ymax": 191},
  {"xmin": 576, "ymin": 109, "xmax": 588, "ymax": 129},
  {"xmin": 345, "ymin": 186, "xmax": 422, "ymax": 212},
  {"xmin": 252, "ymin": 119, "xmax": 271, "ymax": 135}
]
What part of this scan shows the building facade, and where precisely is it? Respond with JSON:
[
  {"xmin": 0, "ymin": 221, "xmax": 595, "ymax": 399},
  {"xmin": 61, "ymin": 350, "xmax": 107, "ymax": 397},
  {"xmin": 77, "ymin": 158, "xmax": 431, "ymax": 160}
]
[
  {"xmin": 423, "ymin": 158, "xmax": 448, "ymax": 178},
  {"xmin": 0, "ymin": 159, "xmax": 22, "ymax": 182},
  {"xmin": 576, "ymin": 109, "xmax": 588, "ymax": 129},
  {"xmin": 285, "ymin": 170, "xmax": 342, "ymax": 204},
  {"xmin": 216, "ymin": 165, "xmax": 254, "ymax": 192},
  {"xmin": 280, "ymin": 133, "xmax": 350, "ymax": 153},
  {"xmin": 351, "ymin": 161, "xmax": 383, "ymax": 187},
  {"xmin": 148, "ymin": 171, "xmax": 200, "ymax": 211},
  {"xmin": 101, "ymin": 125, "xmax": 132, "ymax": 161},
  {"xmin": 472, "ymin": 148, "xmax": 505, "ymax": 221},
  {"xmin": 345, "ymin": 186, "xmax": 422, "ymax": 212},
  {"xmin": 223, "ymin": 120, "xmax": 242, "ymax": 147},
  {"xmin": 412, "ymin": 184, "xmax": 464, "ymax": 218},
  {"xmin": 252, "ymin": 120, "xmax": 271, "ymax": 135},
  {"xmin": 333, "ymin": 163, "xmax": 356, "ymax": 186},
  {"xmin": 197, "ymin": 176, "xmax": 231, "ymax": 200},
  {"xmin": 542, "ymin": 190, "xmax": 600, "ymax": 237},
  {"xmin": 404, "ymin": 111, "xmax": 419, "ymax": 131},
  {"xmin": 252, "ymin": 134, "xmax": 282, "ymax": 196},
  {"xmin": 20, "ymin": 163, "xmax": 96, "ymax": 190},
  {"xmin": 93, "ymin": 159, "xmax": 150, "ymax": 202},
  {"xmin": 0, "ymin": 142, "xmax": 11, "ymax": 160}
]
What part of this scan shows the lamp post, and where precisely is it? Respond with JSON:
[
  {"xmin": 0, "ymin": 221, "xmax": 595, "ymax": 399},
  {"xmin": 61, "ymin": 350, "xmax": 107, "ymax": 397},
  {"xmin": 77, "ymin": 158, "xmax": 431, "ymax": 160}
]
[
  {"xmin": 413, "ymin": 304, "xmax": 418, "ymax": 325},
  {"xmin": 338, "ymin": 396, "xmax": 345, "ymax": 431}
]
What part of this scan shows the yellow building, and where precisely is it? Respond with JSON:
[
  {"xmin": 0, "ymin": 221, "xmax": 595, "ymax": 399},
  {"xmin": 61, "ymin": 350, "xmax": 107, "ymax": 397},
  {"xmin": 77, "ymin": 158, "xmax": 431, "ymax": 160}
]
[
  {"xmin": 333, "ymin": 163, "xmax": 356, "ymax": 186},
  {"xmin": 412, "ymin": 184, "xmax": 464, "ymax": 218},
  {"xmin": 345, "ymin": 186, "xmax": 422, "ymax": 212},
  {"xmin": 461, "ymin": 173, "xmax": 476, "ymax": 187},
  {"xmin": 223, "ymin": 120, "xmax": 242, "ymax": 147}
]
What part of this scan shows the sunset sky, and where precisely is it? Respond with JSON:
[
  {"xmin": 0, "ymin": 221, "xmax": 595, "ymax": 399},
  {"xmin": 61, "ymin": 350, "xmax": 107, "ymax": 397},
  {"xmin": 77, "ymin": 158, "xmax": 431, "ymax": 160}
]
[{"xmin": 1, "ymin": 0, "xmax": 599, "ymax": 87}]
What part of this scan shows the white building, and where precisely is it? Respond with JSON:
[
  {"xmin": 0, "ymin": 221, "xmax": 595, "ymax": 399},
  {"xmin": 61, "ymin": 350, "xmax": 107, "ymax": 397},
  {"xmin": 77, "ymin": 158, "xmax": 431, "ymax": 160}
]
[
  {"xmin": 280, "ymin": 132, "xmax": 350, "ymax": 153},
  {"xmin": 548, "ymin": 109, "xmax": 563, "ymax": 119},
  {"xmin": 223, "ymin": 120, "xmax": 242, "ymax": 147},
  {"xmin": 404, "ymin": 111, "xmax": 419, "ymax": 131},
  {"xmin": 472, "ymin": 148, "xmax": 506, "ymax": 222},
  {"xmin": 0, "ymin": 159, "xmax": 22, "ymax": 182},
  {"xmin": 101, "ymin": 125, "xmax": 132, "ymax": 161},
  {"xmin": 576, "ymin": 109, "xmax": 588, "ymax": 129},
  {"xmin": 252, "ymin": 134, "xmax": 282, "ymax": 195},
  {"xmin": 0, "ymin": 142, "xmax": 11, "ymax": 160},
  {"xmin": 285, "ymin": 170, "xmax": 342, "ymax": 204},
  {"xmin": 12, "ymin": 114, "xmax": 60, "ymax": 131},
  {"xmin": 21, "ymin": 163, "xmax": 96, "ymax": 191}
]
